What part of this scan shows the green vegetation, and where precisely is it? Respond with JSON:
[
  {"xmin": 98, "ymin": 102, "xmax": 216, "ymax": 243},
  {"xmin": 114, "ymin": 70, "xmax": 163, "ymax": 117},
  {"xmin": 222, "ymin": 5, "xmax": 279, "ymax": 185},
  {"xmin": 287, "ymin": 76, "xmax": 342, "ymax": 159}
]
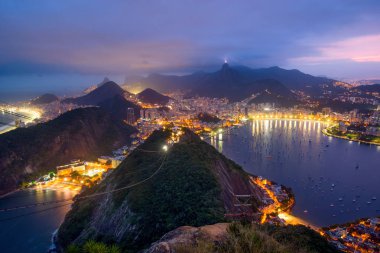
[
  {"xmin": 58, "ymin": 129, "xmax": 254, "ymax": 252},
  {"xmin": 111, "ymin": 129, "xmax": 226, "ymax": 250},
  {"xmin": 327, "ymin": 126, "xmax": 380, "ymax": 144},
  {"xmin": 359, "ymin": 134, "xmax": 380, "ymax": 143},
  {"xmin": 66, "ymin": 240, "xmax": 120, "ymax": 253},
  {"xmin": 70, "ymin": 171, "xmax": 81, "ymax": 180},
  {"xmin": 58, "ymin": 198, "xmax": 97, "ymax": 247},
  {"xmin": 175, "ymin": 223, "xmax": 340, "ymax": 253},
  {"xmin": 0, "ymin": 107, "xmax": 136, "ymax": 195},
  {"xmin": 316, "ymin": 100, "xmax": 375, "ymax": 113},
  {"xmin": 59, "ymin": 129, "xmax": 337, "ymax": 253},
  {"xmin": 48, "ymin": 172, "xmax": 56, "ymax": 179}
]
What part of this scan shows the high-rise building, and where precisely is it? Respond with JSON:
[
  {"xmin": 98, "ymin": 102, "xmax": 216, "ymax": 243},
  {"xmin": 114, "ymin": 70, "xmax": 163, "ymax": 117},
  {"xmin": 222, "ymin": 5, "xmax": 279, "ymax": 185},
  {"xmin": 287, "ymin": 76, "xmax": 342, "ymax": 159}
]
[
  {"xmin": 322, "ymin": 107, "xmax": 332, "ymax": 116},
  {"xmin": 127, "ymin": 107, "xmax": 135, "ymax": 124},
  {"xmin": 140, "ymin": 109, "xmax": 145, "ymax": 119},
  {"xmin": 244, "ymin": 107, "xmax": 248, "ymax": 117}
]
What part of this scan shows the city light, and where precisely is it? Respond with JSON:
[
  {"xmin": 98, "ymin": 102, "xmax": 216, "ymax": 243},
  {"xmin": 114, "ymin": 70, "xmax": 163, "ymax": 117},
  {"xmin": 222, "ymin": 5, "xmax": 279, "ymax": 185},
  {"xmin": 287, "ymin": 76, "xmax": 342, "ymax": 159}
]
[{"xmin": 162, "ymin": 145, "xmax": 168, "ymax": 152}]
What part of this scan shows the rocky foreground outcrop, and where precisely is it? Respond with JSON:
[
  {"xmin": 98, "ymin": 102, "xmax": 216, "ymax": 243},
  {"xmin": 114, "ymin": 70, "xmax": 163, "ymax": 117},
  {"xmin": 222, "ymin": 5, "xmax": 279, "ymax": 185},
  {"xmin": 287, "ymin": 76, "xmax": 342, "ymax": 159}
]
[
  {"xmin": 144, "ymin": 223, "xmax": 229, "ymax": 253},
  {"xmin": 145, "ymin": 222, "xmax": 341, "ymax": 253},
  {"xmin": 0, "ymin": 107, "xmax": 136, "ymax": 195}
]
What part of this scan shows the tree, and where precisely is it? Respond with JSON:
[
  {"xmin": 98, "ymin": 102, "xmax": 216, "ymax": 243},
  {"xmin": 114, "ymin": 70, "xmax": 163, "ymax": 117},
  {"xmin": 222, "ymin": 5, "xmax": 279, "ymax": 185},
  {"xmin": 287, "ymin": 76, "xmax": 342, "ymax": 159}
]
[
  {"xmin": 49, "ymin": 172, "xmax": 56, "ymax": 179},
  {"xmin": 66, "ymin": 242, "xmax": 113, "ymax": 253},
  {"xmin": 70, "ymin": 171, "xmax": 81, "ymax": 180}
]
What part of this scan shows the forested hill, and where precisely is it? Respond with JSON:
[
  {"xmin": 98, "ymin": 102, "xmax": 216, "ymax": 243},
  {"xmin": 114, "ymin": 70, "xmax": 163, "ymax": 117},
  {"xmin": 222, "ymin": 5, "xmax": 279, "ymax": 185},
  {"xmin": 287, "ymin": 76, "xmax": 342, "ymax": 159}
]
[
  {"xmin": 0, "ymin": 107, "xmax": 136, "ymax": 195},
  {"xmin": 58, "ymin": 128, "xmax": 262, "ymax": 252}
]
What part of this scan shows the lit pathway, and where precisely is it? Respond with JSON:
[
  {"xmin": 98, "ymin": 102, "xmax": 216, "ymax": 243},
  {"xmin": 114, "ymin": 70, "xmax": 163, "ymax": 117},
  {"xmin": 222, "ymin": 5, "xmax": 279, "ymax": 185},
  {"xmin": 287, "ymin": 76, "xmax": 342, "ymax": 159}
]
[{"xmin": 251, "ymin": 176, "xmax": 320, "ymax": 231}]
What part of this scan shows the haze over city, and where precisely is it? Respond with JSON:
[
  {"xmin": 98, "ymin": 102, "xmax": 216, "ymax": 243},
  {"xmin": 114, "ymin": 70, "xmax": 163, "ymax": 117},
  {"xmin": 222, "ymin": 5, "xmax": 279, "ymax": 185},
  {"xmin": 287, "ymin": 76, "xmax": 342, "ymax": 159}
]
[{"xmin": 1, "ymin": 1, "xmax": 380, "ymax": 84}]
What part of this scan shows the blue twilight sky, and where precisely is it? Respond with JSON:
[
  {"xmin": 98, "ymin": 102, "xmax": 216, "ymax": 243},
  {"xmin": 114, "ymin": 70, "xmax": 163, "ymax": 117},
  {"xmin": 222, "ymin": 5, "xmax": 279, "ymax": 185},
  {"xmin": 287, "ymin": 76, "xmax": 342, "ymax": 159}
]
[{"xmin": 0, "ymin": 0, "xmax": 380, "ymax": 98}]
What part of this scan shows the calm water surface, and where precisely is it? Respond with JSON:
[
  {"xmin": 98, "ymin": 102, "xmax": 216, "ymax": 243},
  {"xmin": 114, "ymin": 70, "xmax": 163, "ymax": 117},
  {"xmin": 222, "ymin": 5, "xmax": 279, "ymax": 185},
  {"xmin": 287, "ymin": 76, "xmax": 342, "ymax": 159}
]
[
  {"xmin": 0, "ymin": 114, "xmax": 17, "ymax": 133},
  {"xmin": 0, "ymin": 114, "xmax": 16, "ymax": 124},
  {"xmin": 0, "ymin": 189, "xmax": 76, "ymax": 253},
  {"xmin": 208, "ymin": 119, "xmax": 380, "ymax": 227}
]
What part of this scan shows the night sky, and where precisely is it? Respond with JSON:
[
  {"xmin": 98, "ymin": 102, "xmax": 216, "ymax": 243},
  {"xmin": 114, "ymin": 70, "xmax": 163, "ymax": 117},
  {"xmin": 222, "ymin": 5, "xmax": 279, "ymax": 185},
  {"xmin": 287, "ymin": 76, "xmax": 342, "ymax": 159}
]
[{"xmin": 1, "ymin": 0, "xmax": 380, "ymax": 97}]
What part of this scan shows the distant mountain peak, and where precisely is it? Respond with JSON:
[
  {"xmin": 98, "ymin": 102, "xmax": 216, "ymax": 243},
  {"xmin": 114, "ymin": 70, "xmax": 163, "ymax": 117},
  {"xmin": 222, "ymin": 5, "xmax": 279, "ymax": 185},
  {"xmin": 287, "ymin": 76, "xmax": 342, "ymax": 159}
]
[
  {"xmin": 132, "ymin": 64, "xmax": 335, "ymax": 100},
  {"xmin": 99, "ymin": 77, "xmax": 110, "ymax": 85},
  {"xmin": 221, "ymin": 62, "xmax": 230, "ymax": 71},
  {"xmin": 63, "ymin": 81, "xmax": 125, "ymax": 105},
  {"xmin": 143, "ymin": 87, "xmax": 156, "ymax": 92},
  {"xmin": 97, "ymin": 94, "xmax": 141, "ymax": 122},
  {"xmin": 31, "ymin": 93, "xmax": 58, "ymax": 105},
  {"xmin": 137, "ymin": 88, "xmax": 170, "ymax": 105},
  {"xmin": 99, "ymin": 80, "xmax": 118, "ymax": 88}
]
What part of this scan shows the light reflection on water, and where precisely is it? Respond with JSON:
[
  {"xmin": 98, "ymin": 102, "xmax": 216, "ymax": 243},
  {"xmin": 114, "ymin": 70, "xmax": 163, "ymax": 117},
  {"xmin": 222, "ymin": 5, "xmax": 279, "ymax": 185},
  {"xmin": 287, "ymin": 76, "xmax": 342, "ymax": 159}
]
[{"xmin": 208, "ymin": 119, "xmax": 380, "ymax": 227}]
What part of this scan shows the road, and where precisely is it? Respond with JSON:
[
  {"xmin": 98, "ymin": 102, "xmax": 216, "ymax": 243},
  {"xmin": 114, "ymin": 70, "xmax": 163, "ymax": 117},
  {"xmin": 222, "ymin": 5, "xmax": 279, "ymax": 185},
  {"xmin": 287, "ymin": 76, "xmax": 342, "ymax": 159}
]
[
  {"xmin": 251, "ymin": 176, "xmax": 319, "ymax": 231},
  {"xmin": 34, "ymin": 180, "xmax": 82, "ymax": 193}
]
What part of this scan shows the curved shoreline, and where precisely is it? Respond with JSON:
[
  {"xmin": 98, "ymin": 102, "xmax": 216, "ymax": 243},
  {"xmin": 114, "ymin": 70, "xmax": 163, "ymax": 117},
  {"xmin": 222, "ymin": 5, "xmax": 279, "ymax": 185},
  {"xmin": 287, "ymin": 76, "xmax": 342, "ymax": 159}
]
[
  {"xmin": 322, "ymin": 126, "xmax": 380, "ymax": 146},
  {"xmin": 0, "ymin": 188, "xmax": 21, "ymax": 199},
  {"xmin": 0, "ymin": 121, "xmax": 16, "ymax": 134}
]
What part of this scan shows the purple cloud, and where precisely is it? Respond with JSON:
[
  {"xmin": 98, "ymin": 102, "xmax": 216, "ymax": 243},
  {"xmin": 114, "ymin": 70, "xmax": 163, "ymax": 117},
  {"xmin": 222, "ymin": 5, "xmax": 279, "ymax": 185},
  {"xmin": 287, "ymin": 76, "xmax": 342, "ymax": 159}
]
[{"xmin": 0, "ymin": 0, "xmax": 379, "ymax": 79}]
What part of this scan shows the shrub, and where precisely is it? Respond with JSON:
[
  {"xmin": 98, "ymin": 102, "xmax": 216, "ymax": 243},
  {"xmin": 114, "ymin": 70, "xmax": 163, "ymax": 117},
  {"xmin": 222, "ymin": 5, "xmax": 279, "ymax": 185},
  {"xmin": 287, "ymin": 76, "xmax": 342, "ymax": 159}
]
[{"xmin": 65, "ymin": 240, "xmax": 121, "ymax": 253}]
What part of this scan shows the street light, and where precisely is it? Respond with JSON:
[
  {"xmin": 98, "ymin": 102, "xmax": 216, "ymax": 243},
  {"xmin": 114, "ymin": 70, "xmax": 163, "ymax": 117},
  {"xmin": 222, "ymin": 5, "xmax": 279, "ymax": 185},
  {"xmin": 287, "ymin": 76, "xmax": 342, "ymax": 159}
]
[{"xmin": 162, "ymin": 145, "xmax": 168, "ymax": 152}]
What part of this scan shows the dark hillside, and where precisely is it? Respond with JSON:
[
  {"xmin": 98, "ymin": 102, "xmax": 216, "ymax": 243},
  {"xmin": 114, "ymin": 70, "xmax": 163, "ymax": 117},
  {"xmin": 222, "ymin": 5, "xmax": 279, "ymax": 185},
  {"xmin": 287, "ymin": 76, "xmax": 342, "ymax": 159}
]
[
  {"xmin": 0, "ymin": 107, "xmax": 137, "ymax": 195},
  {"xmin": 31, "ymin": 93, "xmax": 58, "ymax": 105},
  {"xmin": 63, "ymin": 81, "xmax": 125, "ymax": 105},
  {"xmin": 137, "ymin": 88, "xmax": 171, "ymax": 105},
  {"xmin": 58, "ymin": 128, "xmax": 262, "ymax": 251}
]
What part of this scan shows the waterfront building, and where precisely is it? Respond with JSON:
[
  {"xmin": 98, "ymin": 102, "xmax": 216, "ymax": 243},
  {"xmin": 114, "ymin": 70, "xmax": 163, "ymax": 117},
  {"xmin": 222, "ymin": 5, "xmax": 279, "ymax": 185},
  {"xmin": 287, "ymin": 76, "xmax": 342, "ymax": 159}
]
[
  {"xmin": 98, "ymin": 156, "xmax": 123, "ymax": 168},
  {"xmin": 338, "ymin": 121, "xmax": 348, "ymax": 133},
  {"xmin": 322, "ymin": 107, "xmax": 332, "ymax": 116},
  {"xmin": 366, "ymin": 125, "xmax": 380, "ymax": 137},
  {"xmin": 56, "ymin": 161, "xmax": 86, "ymax": 176}
]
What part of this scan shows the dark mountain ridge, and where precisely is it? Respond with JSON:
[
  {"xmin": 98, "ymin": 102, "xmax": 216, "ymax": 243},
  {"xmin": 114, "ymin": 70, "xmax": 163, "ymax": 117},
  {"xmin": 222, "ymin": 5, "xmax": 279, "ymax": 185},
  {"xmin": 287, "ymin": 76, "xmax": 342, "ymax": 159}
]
[
  {"xmin": 247, "ymin": 79, "xmax": 299, "ymax": 107},
  {"xmin": 0, "ymin": 107, "xmax": 137, "ymax": 195},
  {"xmin": 63, "ymin": 81, "xmax": 142, "ymax": 122},
  {"xmin": 31, "ymin": 93, "xmax": 59, "ymax": 105},
  {"xmin": 97, "ymin": 94, "xmax": 141, "ymax": 122},
  {"xmin": 353, "ymin": 83, "xmax": 380, "ymax": 93},
  {"xmin": 63, "ymin": 81, "xmax": 126, "ymax": 105},
  {"xmin": 134, "ymin": 64, "xmax": 336, "ymax": 101},
  {"xmin": 137, "ymin": 88, "xmax": 171, "ymax": 105}
]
